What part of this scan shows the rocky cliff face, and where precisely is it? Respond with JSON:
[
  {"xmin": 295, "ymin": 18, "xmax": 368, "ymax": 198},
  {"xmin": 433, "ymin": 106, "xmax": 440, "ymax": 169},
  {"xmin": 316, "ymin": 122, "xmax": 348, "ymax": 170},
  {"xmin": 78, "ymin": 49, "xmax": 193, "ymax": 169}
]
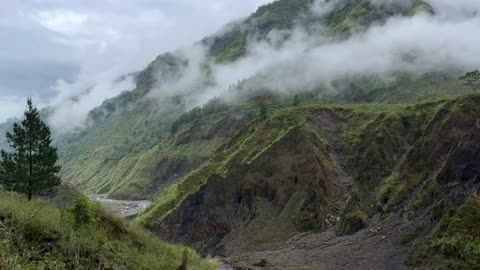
[
  {"xmin": 140, "ymin": 95, "xmax": 480, "ymax": 269},
  {"xmin": 156, "ymin": 111, "xmax": 347, "ymax": 255}
]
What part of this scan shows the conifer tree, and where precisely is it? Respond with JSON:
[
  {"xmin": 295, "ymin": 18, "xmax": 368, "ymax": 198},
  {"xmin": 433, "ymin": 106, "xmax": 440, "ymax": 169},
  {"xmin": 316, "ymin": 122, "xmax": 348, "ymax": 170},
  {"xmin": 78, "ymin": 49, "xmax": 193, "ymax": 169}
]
[{"xmin": 0, "ymin": 98, "xmax": 61, "ymax": 200}]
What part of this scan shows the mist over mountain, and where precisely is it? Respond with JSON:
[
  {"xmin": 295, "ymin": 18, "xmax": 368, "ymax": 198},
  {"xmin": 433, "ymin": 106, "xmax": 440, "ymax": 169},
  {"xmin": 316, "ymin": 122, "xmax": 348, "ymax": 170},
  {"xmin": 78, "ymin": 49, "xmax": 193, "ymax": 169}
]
[
  {"xmin": 45, "ymin": 0, "xmax": 480, "ymax": 131},
  {"xmin": 2, "ymin": 0, "xmax": 477, "ymax": 132},
  {"xmin": 0, "ymin": 0, "xmax": 272, "ymax": 123}
]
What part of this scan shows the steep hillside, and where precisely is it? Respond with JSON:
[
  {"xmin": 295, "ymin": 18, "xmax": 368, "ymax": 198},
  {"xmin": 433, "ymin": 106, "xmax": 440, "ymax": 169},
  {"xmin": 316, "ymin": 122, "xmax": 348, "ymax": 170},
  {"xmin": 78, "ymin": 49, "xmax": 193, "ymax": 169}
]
[
  {"xmin": 2, "ymin": 0, "xmax": 480, "ymax": 269},
  {"xmin": 58, "ymin": 96, "xmax": 257, "ymax": 199},
  {"xmin": 0, "ymin": 190, "xmax": 217, "ymax": 270},
  {"xmin": 52, "ymin": 0, "xmax": 474, "ymax": 201},
  {"xmin": 137, "ymin": 94, "xmax": 480, "ymax": 269}
]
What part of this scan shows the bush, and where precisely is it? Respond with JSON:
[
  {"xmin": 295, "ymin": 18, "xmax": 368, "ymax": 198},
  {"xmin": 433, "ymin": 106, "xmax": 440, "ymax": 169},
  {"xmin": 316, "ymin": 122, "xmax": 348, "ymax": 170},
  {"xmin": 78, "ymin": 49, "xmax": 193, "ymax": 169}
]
[
  {"xmin": 376, "ymin": 173, "xmax": 399, "ymax": 210},
  {"xmin": 407, "ymin": 195, "xmax": 480, "ymax": 269},
  {"xmin": 69, "ymin": 196, "xmax": 93, "ymax": 226},
  {"xmin": 336, "ymin": 210, "xmax": 369, "ymax": 235}
]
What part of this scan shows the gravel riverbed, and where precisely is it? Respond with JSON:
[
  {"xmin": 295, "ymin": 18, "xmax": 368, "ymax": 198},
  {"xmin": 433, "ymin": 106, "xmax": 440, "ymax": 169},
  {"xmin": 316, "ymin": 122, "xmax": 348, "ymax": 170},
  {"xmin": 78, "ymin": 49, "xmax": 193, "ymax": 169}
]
[{"xmin": 94, "ymin": 197, "xmax": 151, "ymax": 216}]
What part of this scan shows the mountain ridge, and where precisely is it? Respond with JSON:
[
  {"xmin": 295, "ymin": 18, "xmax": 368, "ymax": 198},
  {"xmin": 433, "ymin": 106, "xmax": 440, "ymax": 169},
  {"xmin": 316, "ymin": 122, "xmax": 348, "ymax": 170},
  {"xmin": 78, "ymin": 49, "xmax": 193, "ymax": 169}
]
[
  {"xmin": 138, "ymin": 93, "xmax": 480, "ymax": 269},
  {"xmin": 50, "ymin": 0, "xmax": 472, "ymax": 201}
]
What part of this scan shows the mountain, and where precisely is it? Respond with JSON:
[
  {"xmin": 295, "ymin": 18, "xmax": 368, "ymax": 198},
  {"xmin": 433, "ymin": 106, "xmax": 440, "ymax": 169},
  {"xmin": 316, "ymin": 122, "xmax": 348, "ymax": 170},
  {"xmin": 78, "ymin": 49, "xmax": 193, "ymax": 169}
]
[
  {"xmin": 1, "ymin": 0, "xmax": 480, "ymax": 268},
  {"xmin": 50, "ymin": 0, "xmax": 471, "ymax": 201},
  {"xmin": 129, "ymin": 0, "xmax": 478, "ymax": 269},
  {"xmin": 137, "ymin": 93, "xmax": 480, "ymax": 269}
]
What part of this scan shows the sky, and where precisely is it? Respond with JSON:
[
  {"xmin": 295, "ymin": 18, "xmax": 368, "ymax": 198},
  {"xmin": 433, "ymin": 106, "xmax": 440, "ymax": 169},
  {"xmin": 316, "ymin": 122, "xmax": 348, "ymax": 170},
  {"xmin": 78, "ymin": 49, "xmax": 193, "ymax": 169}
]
[{"xmin": 0, "ymin": 0, "xmax": 272, "ymax": 122}]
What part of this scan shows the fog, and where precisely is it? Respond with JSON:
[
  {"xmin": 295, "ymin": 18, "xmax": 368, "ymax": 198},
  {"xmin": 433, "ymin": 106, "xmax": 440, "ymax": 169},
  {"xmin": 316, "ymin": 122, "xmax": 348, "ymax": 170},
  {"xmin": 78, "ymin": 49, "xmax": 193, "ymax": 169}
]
[
  {"xmin": 145, "ymin": 0, "xmax": 480, "ymax": 108},
  {"xmin": 0, "ymin": 0, "xmax": 273, "ymax": 124},
  {"xmin": 5, "ymin": 0, "xmax": 479, "ymax": 130}
]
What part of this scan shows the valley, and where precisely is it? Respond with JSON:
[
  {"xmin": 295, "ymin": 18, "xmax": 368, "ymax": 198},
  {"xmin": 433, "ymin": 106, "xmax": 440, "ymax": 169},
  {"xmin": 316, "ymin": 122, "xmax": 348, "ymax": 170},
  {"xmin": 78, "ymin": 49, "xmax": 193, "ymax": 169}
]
[
  {"xmin": 1, "ymin": 0, "xmax": 480, "ymax": 269},
  {"xmin": 94, "ymin": 197, "xmax": 151, "ymax": 216}
]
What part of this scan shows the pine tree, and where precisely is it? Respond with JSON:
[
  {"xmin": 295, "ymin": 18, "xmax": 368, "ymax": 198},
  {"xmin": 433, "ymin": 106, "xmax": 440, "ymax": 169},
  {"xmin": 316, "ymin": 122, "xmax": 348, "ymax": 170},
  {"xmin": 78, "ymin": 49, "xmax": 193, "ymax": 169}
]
[{"xmin": 0, "ymin": 98, "xmax": 61, "ymax": 200}]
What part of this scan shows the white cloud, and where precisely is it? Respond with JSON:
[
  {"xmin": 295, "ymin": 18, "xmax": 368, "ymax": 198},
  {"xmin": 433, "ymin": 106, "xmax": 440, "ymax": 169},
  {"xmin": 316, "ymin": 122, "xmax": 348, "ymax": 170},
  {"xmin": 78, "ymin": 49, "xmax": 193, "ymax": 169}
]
[
  {"xmin": 311, "ymin": 0, "xmax": 341, "ymax": 16},
  {"xmin": 0, "ymin": 0, "xmax": 273, "ymax": 124},
  {"xmin": 0, "ymin": 96, "xmax": 46, "ymax": 123},
  {"xmin": 36, "ymin": 10, "xmax": 89, "ymax": 36},
  {"xmin": 245, "ymin": 12, "xmax": 480, "ymax": 92},
  {"xmin": 48, "ymin": 72, "xmax": 135, "ymax": 131},
  {"xmin": 155, "ymin": 3, "xmax": 480, "ymax": 106},
  {"xmin": 427, "ymin": 0, "xmax": 480, "ymax": 19},
  {"xmin": 4, "ymin": 0, "xmax": 480, "ymax": 129}
]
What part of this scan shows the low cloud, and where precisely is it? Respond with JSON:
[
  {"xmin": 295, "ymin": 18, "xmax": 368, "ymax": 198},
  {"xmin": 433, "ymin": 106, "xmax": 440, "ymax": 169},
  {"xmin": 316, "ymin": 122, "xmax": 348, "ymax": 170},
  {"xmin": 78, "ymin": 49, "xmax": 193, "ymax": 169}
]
[
  {"xmin": 0, "ymin": 96, "xmax": 41, "ymax": 123},
  {"xmin": 428, "ymin": 0, "xmax": 480, "ymax": 18},
  {"xmin": 47, "ymin": 72, "xmax": 135, "ymax": 132},
  {"xmin": 0, "ymin": 0, "xmax": 273, "ymax": 127},
  {"xmin": 4, "ymin": 0, "xmax": 480, "ymax": 129},
  {"xmin": 148, "ymin": 0, "xmax": 480, "ymax": 107}
]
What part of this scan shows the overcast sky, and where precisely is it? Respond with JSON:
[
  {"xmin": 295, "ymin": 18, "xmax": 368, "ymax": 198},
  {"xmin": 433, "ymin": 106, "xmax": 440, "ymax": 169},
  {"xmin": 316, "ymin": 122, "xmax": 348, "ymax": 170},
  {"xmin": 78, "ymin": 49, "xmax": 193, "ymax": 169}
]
[{"xmin": 0, "ymin": 0, "xmax": 272, "ymax": 122}]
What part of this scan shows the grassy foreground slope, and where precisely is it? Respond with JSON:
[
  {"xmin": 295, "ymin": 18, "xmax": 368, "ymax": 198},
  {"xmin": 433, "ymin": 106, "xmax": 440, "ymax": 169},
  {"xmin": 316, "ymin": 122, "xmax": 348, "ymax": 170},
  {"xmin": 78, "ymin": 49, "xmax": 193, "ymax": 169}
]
[{"xmin": 0, "ymin": 191, "xmax": 217, "ymax": 270}]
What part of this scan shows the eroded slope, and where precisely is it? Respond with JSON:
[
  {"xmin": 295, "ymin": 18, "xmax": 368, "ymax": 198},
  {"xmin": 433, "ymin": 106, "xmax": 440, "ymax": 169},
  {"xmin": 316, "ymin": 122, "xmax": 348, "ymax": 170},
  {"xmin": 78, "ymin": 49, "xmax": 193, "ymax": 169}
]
[{"xmin": 138, "ymin": 95, "xmax": 480, "ymax": 269}]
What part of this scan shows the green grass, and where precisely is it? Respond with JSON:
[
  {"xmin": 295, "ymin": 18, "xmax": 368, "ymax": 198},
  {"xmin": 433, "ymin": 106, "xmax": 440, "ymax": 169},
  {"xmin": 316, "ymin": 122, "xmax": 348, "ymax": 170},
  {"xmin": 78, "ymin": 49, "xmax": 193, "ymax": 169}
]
[
  {"xmin": 0, "ymin": 191, "xmax": 218, "ymax": 270},
  {"xmin": 376, "ymin": 172, "xmax": 399, "ymax": 209},
  {"xmin": 406, "ymin": 194, "xmax": 480, "ymax": 269}
]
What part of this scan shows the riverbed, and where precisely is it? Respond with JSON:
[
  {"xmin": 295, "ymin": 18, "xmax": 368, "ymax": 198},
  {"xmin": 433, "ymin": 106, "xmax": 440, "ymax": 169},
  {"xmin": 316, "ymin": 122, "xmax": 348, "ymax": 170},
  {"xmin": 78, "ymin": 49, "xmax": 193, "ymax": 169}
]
[{"xmin": 95, "ymin": 197, "xmax": 151, "ymax": 216}]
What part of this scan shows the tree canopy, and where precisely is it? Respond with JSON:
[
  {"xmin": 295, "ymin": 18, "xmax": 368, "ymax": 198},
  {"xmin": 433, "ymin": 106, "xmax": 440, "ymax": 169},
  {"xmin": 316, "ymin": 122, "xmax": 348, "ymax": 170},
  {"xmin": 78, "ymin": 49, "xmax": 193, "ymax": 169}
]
[{"xmin": 0, "ymin": 98, "xmax": 61, "ymax": 200}]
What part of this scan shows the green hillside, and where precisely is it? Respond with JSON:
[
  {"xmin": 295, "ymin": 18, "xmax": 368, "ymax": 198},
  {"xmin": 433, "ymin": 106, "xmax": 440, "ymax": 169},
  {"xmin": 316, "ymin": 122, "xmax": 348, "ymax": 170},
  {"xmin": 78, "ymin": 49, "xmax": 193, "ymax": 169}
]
[
  {"xmin": 51, "ymin": 0, "xmax": 474, "ymax": 201},
  {"xmin": 1, "ymin": 0, "xmax": 479, "ymax": 269},
  {"xmin": 0, "ymin": 190, "xmax": 217, "ymax": 270},
  {"xmin": 137, "ymin": 94, "xmax": 480, "ymax": 268}
]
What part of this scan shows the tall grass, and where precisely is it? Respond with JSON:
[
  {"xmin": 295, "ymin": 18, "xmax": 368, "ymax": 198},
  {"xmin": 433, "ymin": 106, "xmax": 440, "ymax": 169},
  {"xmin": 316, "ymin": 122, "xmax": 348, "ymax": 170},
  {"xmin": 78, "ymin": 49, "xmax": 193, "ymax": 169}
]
[{"xmin": 0, "ymin": 191, "xmax": 218, "ymax": 270}]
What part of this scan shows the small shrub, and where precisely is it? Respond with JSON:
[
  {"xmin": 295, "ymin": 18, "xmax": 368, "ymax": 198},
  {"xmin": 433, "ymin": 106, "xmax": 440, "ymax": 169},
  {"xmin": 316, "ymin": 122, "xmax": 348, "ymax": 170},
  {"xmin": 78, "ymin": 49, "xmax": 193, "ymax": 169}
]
[
  {"xmin": 376, "ymin": 173, "xmax": 399, "ymax": 210},
  {"xmin": 336, "ymin": 210, "xmax": 369, "ymax": 235},
  {"xmin": 69, "ymin": 196, "xmax": 93, "ymax": 226}
]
